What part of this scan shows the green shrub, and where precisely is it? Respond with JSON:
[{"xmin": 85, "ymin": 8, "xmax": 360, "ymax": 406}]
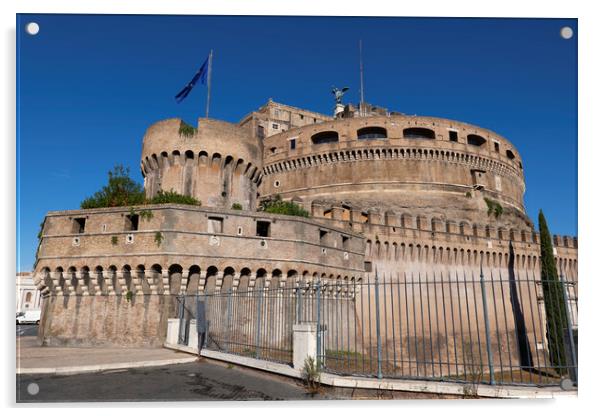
[
  {"xmin": 231, "ymin": 202, "xmax": 243, "ymax": 210},
  {"xmin": 484, "ymin": 197, "xmax": 503, "ymax": 218},
  {"xmin": 178, "ymin": 120, "xmax": 197, "ymax": 138},
  {"xmin": 80, "ymin": 165, "xmax": 146, "ymax": 209},
  {"xmin": 259, "ymin": 195, "xmax": 309, "ymax": 218},
  {"xmin": 125, "ymin": 290, "xmax": 133, "ymax": 303},
  {"xmin": 148, "ymin": 190, "xmax": 201, "ymax": 206},
  {"xmin": 302, "ymin": 356, "xmax": 321, "ymax": 394},
  {"xmin": 111, "ymin": 236, "xmax": 118, "ymax": 246},
  {"xmin": 154, "ymin": 231, "xmax": 164, "ymax": 247}
]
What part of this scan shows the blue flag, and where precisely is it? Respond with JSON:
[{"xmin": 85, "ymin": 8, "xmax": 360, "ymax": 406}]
[{"xmin": 175, "ymin": 56, "xmax": 209, "ymax": 103}]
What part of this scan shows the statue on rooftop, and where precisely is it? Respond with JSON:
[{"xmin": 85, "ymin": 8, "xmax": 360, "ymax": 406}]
[{"xmin": 331, "ymin": 86, "xmax": 349, "ymax": 105}]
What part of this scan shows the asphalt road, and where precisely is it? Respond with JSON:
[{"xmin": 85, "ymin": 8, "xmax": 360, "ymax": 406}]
[
  {"xmin": 16, "ymin": 324, "xmax": 38, "ymax": 337},
  {"xmin": 17, "ymin": 360, "xmax": 326, "ymax": 402}
]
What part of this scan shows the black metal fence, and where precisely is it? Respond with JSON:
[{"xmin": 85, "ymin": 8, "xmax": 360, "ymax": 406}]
[{"xmin": 175, "ymin": 268, "xmax": 577, "ymax": 387}]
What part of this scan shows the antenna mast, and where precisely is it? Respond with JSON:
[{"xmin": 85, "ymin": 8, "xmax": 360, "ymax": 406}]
[{"xmin": 359, "ymin": 39, "xmax": 365, "ymax": 116}]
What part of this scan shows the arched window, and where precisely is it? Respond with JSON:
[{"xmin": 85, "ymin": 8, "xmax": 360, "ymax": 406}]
[
  {"xmin": 467, "ymin": 134, "xmax": 486, "ymax": 147},
  {"xmin": 357, "ymin": 127, "xmax": 387, "ymax": 140},
  {"xmin": 403, "ymin": 128, "xmax": 435, "ymax": 140},
  {"xmin": 311, "ymin": 131, "xmax": 339, "ymax": 145}
]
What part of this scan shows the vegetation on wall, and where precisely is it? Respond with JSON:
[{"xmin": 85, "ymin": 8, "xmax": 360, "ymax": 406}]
[
  {"xmin": 178, "ymin": 120, "xmax": 197, "ymax": 138},
  {"xmin": 80, "ymin": 165, "xmax": 146, "ymax": 209},
  {"xmin": 154, "ymin": 231, "xmax": 164, "ymax": 247},
  {"xmin": 484, "ymin": 197, "xmax": 503, "ymax": 218},
  {"xmin": 148, "ymin": 190, "xmax": 201, "ymax": 206},
  {"xmin": 111, "ymin": 236, "xmax": 118, "ymax": 246},
  {"xmin": 79, "ymin": 165, "xmax": 201, "ymax": 209},
  {"xmin": 259, "ymin": 195, "xmax": 310, "ymax": 218},
  {"xmin": 538, "ymin": 210, "xmax": 569, "ymax": 375},
  {"xmin": 231, "ymin": 202, "xmax": 243, "ymax": 210}
]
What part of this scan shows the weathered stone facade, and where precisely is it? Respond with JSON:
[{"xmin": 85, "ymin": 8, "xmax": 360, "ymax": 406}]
[{"xmin": 33, "ymin": 100, "xmax": 577, "ymax": 348}]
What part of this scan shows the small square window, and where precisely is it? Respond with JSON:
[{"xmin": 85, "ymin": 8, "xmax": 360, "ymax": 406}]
[
  {"xmin": 290, "ymin": 139, "xmax": 296, "ymax": 150},
  {"xmin": 342, "ymin": 235, "xmax": 350, "ymax": 250},
  {"xmin": 208, "ymin": 217, "xmax": 223, "ymax": 234},
  {"xmin": 319, "ymin": 229, "xmax": 328, "ymax": 245},
  {"xmin": 125, "ymin": 214, "xmax": 139, "ymax": 231},
  {"xmin": 272, "ymin": 123, "xmax": 279, "ymax": 129},
  {"xmin": 449, "ymin": 131, "xmax": 458, "ymax": 142},
  {"xmin": 72, "ymin": 218, "xmax": 86, "ymax": 234},
  {"xmin": 256, "ymin": 220, "xmax": 270, "ymax": 237}
]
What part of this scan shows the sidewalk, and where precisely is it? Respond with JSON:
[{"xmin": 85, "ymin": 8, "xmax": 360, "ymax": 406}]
[{"xmin": 17, "ymin": 336, "xmax": 197, "ymax": 375}]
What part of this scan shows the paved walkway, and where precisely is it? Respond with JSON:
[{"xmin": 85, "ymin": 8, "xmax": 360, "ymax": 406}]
[{"xmin": 17, "ymin": 336, "xmax": 197, "ymax": 375}]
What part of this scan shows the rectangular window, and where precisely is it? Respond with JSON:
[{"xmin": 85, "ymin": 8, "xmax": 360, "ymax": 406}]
[
  {"xmin": 494, "ymin": 142, "xmax": 500, "ymax": 152},
  {"xmin": 257, "ymin": 125, "xmax": 265, "ymax": 139},
  {"xmin": 319, "ymin": 229, "xmax": 328, "ymax": 245},
  {"xmin": 208, "ymin": 217, "xmax": 224, "ymax": 234},
  {"xmin": 272, "ymin": 123, "xmax": 279, "ymax": 129},
  {"xmin": 125, "ymin": 214, "xmax": 139, "ymax": 231},
  {"xmin": 449, "ymin": 130, "xmax": 458, "ymax": 142},
  {"xmin": 300, "ymin": 114, "xmax": 304, "ymax": 120},
  {"xmin": 72, "ymin": 218, "xmax": 86, "ymax": 234},
  {"xmin": 342, "ymin": 235, "xmax": 350, "ymax": 250},
  {"xmin": 256, "ymin": 220, "xmax": 270, "ymax": 237},
  {"xmin": 290, "ymin": 139, "xmax": 296, "ymax": 150}
]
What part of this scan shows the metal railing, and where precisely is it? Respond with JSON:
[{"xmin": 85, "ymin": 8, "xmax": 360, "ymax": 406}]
[{"xmin": 175, "ymin": 268, "xmax": 577, "ymax": 387}]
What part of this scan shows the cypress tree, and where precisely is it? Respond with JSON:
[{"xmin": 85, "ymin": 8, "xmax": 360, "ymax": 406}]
[{"xmin": 538, "ymin": 210, "xmax": 569, "ymax": 375}]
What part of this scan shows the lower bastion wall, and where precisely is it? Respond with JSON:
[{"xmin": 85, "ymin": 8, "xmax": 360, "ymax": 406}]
[{"xmin": 33, "ymin": 204, "xmax": 365, "ymax": 346}]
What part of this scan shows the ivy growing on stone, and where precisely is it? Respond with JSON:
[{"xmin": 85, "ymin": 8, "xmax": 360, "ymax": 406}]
[{"xmin": 178, "ymin": 120, "xmax": 197, "ymax": 138}]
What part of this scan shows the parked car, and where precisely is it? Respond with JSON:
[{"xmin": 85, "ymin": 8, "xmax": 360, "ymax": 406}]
[{"xmin": 16, "ymin": 310, "xmax": 41, "ymax": 325}]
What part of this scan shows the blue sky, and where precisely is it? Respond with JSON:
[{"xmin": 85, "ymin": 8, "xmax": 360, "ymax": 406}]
[{"xmin": 16, "ymin": 15, "xmax": 577, "ymax": 272}]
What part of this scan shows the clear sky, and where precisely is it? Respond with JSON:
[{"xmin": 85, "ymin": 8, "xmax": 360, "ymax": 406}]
[{"xmin": 16, "ymin": 14, "xmax": 577, "ymax": 272}]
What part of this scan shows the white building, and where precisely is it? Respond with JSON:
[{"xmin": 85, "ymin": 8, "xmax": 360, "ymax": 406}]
[{"xmin": 16, "ymin": 272, "xmax": 41, "ymax": 312}]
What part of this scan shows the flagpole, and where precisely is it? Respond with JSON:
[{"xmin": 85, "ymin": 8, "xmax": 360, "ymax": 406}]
[{"xmin": 205, "ymin": 49, "xmax": 213, "ymax": 118}]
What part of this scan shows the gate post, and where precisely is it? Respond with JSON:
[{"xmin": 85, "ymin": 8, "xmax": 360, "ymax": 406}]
[
  {"xmin": 226, "ymin": 288, "xmax": 232, "ymax": 353},
  {"xmin": 560, "ymin": 271, "xmax": 578, "ymax": 384},
  {"xmin": 479, "ymin": 266, "xmax": 496, "ymax": 385},
  {"xmin": 255, "ymin": 285, "xmax": 263, "ymax": 359},
  {"xmin": 374, "ymin": 271, "xmax": 383, "ymax": 379},
  {"xmin": 316, "ymin": 281, "xmax": 322, "ymax": 370}
]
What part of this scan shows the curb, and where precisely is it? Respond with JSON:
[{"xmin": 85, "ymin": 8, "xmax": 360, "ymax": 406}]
[
  {"xmin": 17, "ymin": 356, "xmax": 198, "ymax": 376},
  {"xmin": 163, "ymin": 343, "xmax": 577, "ymax": 399}
]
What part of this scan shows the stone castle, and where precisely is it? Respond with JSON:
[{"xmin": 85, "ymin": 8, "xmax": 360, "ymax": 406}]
[{"xmin": 33, "ymin": 98, "xmax": 578, "ymax": 346}]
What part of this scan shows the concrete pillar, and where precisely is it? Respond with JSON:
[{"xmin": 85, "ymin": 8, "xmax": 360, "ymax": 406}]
[
  {"xmin": 166, "ymin": 318, "xmax": 180, "ymax": 345},
  {"xmin": 293, "ymin": 323, "xmax": 317, "ymax": 371},
  {"xmin": 188, "ymin": 320, "xmax": 198, "ymax": 350}
]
